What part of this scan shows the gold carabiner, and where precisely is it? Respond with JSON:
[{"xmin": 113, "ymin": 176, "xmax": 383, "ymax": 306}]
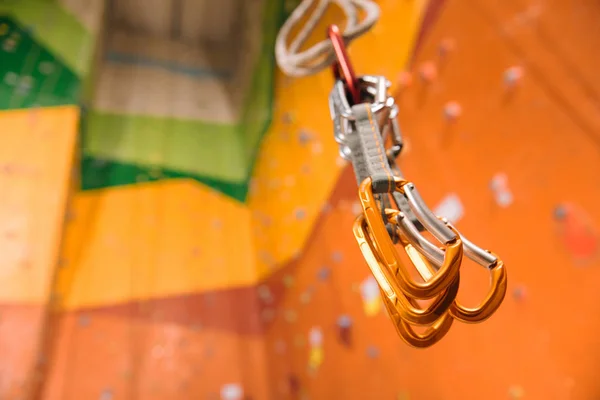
[
  {"xmin": 449, "ymin": 253, "xmax": 507, "ymax": 323},
  {"xmin": 381, "ymin": 288, "xmax": 454, "ymax": 348},
  {"xmin": 358, "ymin": 177, "xmax": 464, "ymax": 299},
  {"xmin": 353, "ymin": 214, "xmax": 460, "ymax": 325},
  {"xmin": 403, "ymin": 239, "xmax": 508, "ymax": 324}
]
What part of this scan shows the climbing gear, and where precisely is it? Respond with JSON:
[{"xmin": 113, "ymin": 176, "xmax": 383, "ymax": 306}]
[
  {"xmin": 326, "ymin": 27, "xmax": 507, "ymax": 347},
  {"xmin": 354, "ymin": 213, "xmax": 461, "ymax": 327},
  {"xmin": 397, "ymin": 217, "xmax": 508, "ymax": 324},
  {"xmin": 275, "ymin": 0, "xmax": 507, "ymax": 347}
]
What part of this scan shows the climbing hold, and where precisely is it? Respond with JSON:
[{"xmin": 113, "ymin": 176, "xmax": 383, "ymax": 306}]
[
  {"xmin": 419, "ymin": 61, "xmax": 437, "ymax": 83},
  {"xmin": 284, "ymin": 309, "xmax": 297, "ymax": 323},
  {"xmin": 317, "ymin": 266, "xmax": 331, "ymax": 281},
  {"xmin": 294, "ymin": 208, "xmax": 306, "ymax": 220},
  {"xmin": 308, "ymin": 327, "xmax": 324, "ymax": 371},
  {"xmin": 99, "ymin": 389, "xmax": 114, "ymax": 400},
  {"xmin": 433, "ymin": 193, "xmax": 464, "ymax": 225},
  {"xmin": 311, "ymin": 141, "xmax": 323, "ymax": 155},
  {"xmin": 221, "ymin": 383, "xmax": 244, "ymax": 400},
  {"xmin": 283, "ymin": 274, "xmax": 294, "ymax": 288},
  {"xmin": 309, "ymin": 327, "xmax": 323, "ymax": 346},
  {"xmin": 2, "ymin": 37, "xmax": 17, "ymax": 52},
  {"xmin": 438, "ymin": 37, "xmax": 456, "ymax": 57},
  {"xmin": 337, "ymin": 315, "xmax": 353, "ymax": 346},
  {"xmin": 443, "ymin": 101, "xmax": 462, "ymax": 121},
  {"xmin": 512, "ymin": 285, "xmax": 527, "ymax": 301},
  {"xmin": 292, "ymin": 249, "xmax": 302, "ymax": 261},
  {"xmin": 257, "ymin": 285, "xmax": 273, "ymax": 304},
  {"xmin": 395, "ymin": 71, "xmax": 413, "ymax": 89},
  {"xmin": 337, "ymin": 314, "xmax": 352, "ymax": 328},
  {"xmin": 351, "ymin": 201, "xmax": 362, "ymax": 216},
  {"xmin": 288, "ymin": 375, "xmax": 301, "ymax": 394},
  {"xmin": 331, "ymin": 251, "xmax": 343, "ymax": 263},
  {"xmin": 279, "ymin": 131, "xmax": 290, "ymax": 141},
  {"xmin": 508, "ymin": 385, "xmax": 525, "ymax": 399},
  {"xmin": 336, "ymin": 155, "xmax": 348, "ymax": 167},
  {"xmin": 360, "ymin": 276, "xmax": 382, "ymax": 317},
  {"xmin": 489, "ymin": 173, "xmax": 514, "ymax": 208},
  {"xmin": 57, "ymin": 257, "xmax": 68, "ymax": 268},
  {"xmin": 553, "ymin": 205, "xmax": 567, "ymax": 221},
  {"xmin": 299, "ymin": 290, "xmax": 312, "ymax": 304},
  {"xmin": 78, "ymin": 314, "xmax": 91, "ymax": 328},
  {"xmin": 3, "ymin": 71, "xmax": 18, "ymax": 86},
  {"xmin": 504, "ymin": 66, "xmax": 524, "ymax": 88},
  {"xmin": 298, "ymin": 130, "xmax": 312, "ymax": 145},
  {"xmin": 211, "ymin": 218, "xmax": 223, "ymax": 230},
  {"xmin": 366, "ymin": 345, "xmax": 380, "ymax": 359},
  {"xmin": 554, "ymin": 203, "xmax": 599, "ymax": 262},
  {"xmin": 282, "ymin": 112, "xmax": 295, "ymax": 125}
]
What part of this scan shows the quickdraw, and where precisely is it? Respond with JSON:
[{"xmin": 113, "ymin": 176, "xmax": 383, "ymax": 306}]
[
  {"xmin": 327, "ymin": 25, "xmax": 507, "ymax": 348},
  {"xmin": 274, "ymin": 0, "xmax": 507, "ymax": 348}
]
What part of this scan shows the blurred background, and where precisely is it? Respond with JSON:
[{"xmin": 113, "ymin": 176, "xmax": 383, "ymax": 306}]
[{"xmin": 0, "ymin": 0, "xmax": 600, "ymax": 399}]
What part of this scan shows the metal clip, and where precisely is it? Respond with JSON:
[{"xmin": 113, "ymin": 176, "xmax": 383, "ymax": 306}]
[
  {"xmin": 357, "ymin": 177, "xmax": 464, "ymax": 299},
  {"xmin": 325, "ymin": 19, "xmax": 506, "ymax": 348},
  {"xmin": 328, "ymin": 75, "xmax": 397, "ymax": 161},
  {"xmin": 392, "ymin": 214, "xmax": 507, "ymax": 324},
  {"xmin": 354, "ymin": 213, "xmax": 460, "ymax": 325}
]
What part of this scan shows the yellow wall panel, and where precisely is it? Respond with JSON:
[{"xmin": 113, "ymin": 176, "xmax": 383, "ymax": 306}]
[
  {"xmin": 55, "ymin": 179, "xmax": 256, "ymax": 310},
  {"xmin": 0, "ymin": 106, "xmax": 78, "ymax": 304}
]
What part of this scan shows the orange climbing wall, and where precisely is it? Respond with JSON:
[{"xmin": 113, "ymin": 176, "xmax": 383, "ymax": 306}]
[
  {"xmin": 3, "ymin": 0, "xmax": 600, "ymax": 399},
  {"xmin": 257, "ymin": 0, "xmax": 600, "ymax": 399}
]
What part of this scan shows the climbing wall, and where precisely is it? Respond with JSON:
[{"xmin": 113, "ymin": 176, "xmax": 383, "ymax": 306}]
[
  {"xmin": 1, "ymin": 0, "xmax": 600, "ymax": 399},
  {"xmin": 253, "ymin": 0, "xmax": 600, "ymax": 399}
]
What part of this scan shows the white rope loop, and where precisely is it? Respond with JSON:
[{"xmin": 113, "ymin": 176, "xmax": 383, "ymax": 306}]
[{"xmin": 275, "ymin": 0, "xmax": 381, "ymax": 77}]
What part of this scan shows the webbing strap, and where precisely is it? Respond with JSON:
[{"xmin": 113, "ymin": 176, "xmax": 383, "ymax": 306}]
[
  {"xmin": 346, "ymin": 104, "xmax": 424, "ymax": 230},
  {"xmin": 347, "ymin": 104, "xmax": 395, "ymax": 193}
]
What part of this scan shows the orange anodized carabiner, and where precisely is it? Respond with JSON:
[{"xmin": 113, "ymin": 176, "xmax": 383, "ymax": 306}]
[
  {"xmin": 358, "ymin": 176, "xmax": 463, "ymax": 300},
  {"xmin": 381, "ymin": 288, "xmax": 455, "ymax": 348},
  {"xmin": 353, "ymin": 213, "xmax": 460, "ymax": 325},
  {"xmin": 449, "ymin": 252, "xmax": 507, "ymax": 323},
  {"xmin": 398, "ymin": 219, "xmax": 508, "ymax": 324}
]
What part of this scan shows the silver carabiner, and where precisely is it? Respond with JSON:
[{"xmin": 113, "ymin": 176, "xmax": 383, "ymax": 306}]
[
  {"xmin": 403, "ymin": 183, "xmax": 458, "ymax": 244},
  {"xmin": 328, "ymin": 75, "xmax": 396, "ymax": 161},
  {"xmin": 394, "ymin": 212, "xmax": 498, "ymax": 269}
]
